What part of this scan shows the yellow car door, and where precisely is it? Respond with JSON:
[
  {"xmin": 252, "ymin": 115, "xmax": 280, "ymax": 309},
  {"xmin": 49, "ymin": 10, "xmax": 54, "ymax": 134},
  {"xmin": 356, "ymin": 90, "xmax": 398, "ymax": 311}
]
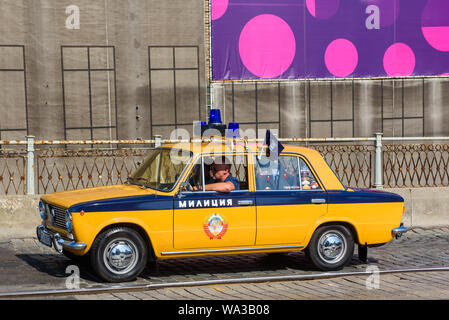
[{"xmin": 173, "ymin": 153, "xmax": 257, "ymax": 250}]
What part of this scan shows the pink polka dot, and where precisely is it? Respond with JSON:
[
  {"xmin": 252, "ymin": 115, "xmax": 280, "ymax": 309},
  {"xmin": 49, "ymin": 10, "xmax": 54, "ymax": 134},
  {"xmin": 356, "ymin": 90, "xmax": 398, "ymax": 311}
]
[
  {"xmin": 422, "ymin": 27, "xmax": 449, "ymax": 52},
  {"xmin": 239, "ymin": 14, "xmax": 296, "ymax": 78},
  {"xmin": 421, "ymin": 0, "xmax": 449, "ymax": 52},
  {"xmin": 383, "ymin": 43, "xmax": 415, "ymax": 76},
  {"xmin": 306, "ymin": 0, "xmax": 316, "ymax": 17},
  {"xmin": 211, "ymin": 0, "xmax": 229, "ymax": 21},
  {"xmin": 324, "ymin": 39, "xmax": 358, "ymax": 77},
  {"xmin": 306, "ymin": 0, "xmax": 340, "ymax": 20}
]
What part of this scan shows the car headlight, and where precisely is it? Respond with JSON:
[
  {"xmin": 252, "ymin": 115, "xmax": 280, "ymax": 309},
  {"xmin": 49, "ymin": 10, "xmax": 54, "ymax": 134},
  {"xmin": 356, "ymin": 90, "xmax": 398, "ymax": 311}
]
[
  {"xmin": 65, "ymin": 210, "xmax": 73, "ymax": 232},
  {"xmin": 39, "ymin": 200, "xmax": 46, "ymax": 220}
]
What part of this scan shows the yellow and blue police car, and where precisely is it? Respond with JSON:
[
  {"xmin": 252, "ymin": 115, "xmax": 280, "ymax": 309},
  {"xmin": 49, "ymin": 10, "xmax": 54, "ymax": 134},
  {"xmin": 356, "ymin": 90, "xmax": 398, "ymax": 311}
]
[{"xmin": 36, "ymin": 114, "xmax": 407, "ymax": 283}]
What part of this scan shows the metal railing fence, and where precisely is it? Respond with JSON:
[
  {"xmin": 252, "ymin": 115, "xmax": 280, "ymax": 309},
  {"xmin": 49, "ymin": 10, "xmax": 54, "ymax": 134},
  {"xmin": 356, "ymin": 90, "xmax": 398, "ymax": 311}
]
[{"xmin": 1, "ymin": 134, "xmax": 449, "ymax": 195}]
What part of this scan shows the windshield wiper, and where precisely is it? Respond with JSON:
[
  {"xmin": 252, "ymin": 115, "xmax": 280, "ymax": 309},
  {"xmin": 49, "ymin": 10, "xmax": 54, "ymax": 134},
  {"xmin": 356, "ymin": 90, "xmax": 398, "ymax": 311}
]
[
  {"xmin": 127, "ymin": 177, "xmax": 157, "ymax": 190},
  {"xmin": 126, "ymin": 177, "xmax": 146, "ymax": 188}
]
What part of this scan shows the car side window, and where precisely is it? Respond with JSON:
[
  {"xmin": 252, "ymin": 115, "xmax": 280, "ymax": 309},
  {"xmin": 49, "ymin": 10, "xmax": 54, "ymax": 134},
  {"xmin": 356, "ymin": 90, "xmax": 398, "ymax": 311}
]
[
  {"xmin": 254, "ymin": 155, "xmax": 322, "ymax": 191},
  {"xmin": 298, "ymin": 158, "xmax": 321, "ymax": 190},
  {"xmin": 229, "ymin": 154, "xmax": 248, "ymax": 190},
  {"xmin": 184, "ymin": 158, "xmax": 204, "ymax": 191}
]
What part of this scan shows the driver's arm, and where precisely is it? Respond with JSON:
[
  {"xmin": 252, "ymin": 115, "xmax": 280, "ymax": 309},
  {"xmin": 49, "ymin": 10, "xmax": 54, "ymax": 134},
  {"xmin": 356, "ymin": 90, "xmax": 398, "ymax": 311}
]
[{"xmin": 204, "ymin": 181, "xmax": 235, "ymax": 193}]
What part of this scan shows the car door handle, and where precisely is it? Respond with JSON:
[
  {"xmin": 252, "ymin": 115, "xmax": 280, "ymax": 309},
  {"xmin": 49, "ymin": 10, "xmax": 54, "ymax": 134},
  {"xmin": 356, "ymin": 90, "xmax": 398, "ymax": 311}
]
[
  {"xmin": 311, "ymin": 198, "xmax": 326, "ymax": 204},
  {"xmin": 238, "ymin": 200, "xmax": 253, "ymax": 206}
]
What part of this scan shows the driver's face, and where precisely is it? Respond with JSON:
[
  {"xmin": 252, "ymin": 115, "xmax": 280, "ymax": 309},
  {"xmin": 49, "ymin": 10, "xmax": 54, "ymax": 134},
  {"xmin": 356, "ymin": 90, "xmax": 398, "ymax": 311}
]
[{"xmin": 211, "ymin": 164, "xmax": 228, "ymax": 182}]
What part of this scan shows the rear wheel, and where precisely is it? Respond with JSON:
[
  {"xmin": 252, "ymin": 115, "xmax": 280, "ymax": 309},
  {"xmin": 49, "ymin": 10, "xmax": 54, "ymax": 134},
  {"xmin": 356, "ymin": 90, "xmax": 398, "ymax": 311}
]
[
  {"xmin": 305, "ymin": 225, "xmax": 354, "ymax": 271},
  {"xmin": 90, "ymin": 227, "xmax": 148, "ymax": 282}
]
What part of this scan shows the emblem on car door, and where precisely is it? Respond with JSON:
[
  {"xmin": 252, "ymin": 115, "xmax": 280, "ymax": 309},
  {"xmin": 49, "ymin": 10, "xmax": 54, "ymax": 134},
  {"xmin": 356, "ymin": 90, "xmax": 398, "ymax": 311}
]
[{"xmin": 203, "ymin": 213, "xmax": 228, "ymax": 240}]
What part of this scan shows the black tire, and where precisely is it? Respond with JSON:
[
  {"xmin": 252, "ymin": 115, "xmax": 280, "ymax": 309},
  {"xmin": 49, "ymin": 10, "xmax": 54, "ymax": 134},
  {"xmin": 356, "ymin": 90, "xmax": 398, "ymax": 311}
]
[
  {"xmin": 305, "ymin": 224, "xmax": 354, "ymax": 271},
  {"xmin": 90, "ymin": 227, "xmax": 148, "ymax": 283}
]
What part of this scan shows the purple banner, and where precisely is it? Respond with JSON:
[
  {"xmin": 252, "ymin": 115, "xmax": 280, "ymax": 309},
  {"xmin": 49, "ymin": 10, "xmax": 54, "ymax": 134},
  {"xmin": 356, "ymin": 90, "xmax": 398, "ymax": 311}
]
[{"xmin": 211, "ymin": 0, "xmax": 449, "ymax": 80}]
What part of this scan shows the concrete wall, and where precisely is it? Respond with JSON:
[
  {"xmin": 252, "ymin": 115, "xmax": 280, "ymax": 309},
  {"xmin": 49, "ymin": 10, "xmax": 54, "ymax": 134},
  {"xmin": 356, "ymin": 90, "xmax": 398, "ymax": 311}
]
[
  {"xmin": 211, "ymin": 78, "xmax": 449, "ymax": 139},
  {"xmin": 2, "ymin": 1, "xmax": 449, "ymax": 142},
  {"xmin": 1, "ymin": 188, "xmax": 448, "ymax": 240},
  {"xmin": 0, "ymin": 195, "xmax": 40, "ymax": 240},
  {"xmin": 388, "ymin": 187, "xmax": 449, "ymax": 229},
  {"xmin": 0, "ymin": 0, "xmax": 207, "ymax": 141}
]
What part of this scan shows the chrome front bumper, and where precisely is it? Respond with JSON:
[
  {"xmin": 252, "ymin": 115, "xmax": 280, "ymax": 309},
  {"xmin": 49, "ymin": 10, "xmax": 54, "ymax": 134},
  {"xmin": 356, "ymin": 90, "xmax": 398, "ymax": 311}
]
[
  {"xmin": 392, "ymin": 223, "xmax": 408, "ymax": 239},
  {"xmin": 36, "ymin": 225, "xmax": 86, "ymax": 253}
]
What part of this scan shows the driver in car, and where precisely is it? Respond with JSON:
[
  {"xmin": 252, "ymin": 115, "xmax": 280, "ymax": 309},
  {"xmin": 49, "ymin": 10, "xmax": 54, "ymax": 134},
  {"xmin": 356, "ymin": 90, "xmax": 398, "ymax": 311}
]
[{"xmin": 193, "ymin": 158, "xmax": 240, "ymax": 193}]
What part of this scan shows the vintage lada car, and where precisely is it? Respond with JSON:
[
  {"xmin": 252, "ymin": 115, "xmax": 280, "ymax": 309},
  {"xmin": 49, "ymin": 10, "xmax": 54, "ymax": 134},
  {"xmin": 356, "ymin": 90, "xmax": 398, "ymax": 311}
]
[{"xmin": 36, "ymin": 137, "xmax": 407, "ymax": 282}]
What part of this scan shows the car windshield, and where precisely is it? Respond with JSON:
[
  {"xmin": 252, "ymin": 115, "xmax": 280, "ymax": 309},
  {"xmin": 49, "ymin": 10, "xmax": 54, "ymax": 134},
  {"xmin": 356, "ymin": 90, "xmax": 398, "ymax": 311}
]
[{"xmin": 128, "ymin": 148, "xmax": 192, "ymax": 192}]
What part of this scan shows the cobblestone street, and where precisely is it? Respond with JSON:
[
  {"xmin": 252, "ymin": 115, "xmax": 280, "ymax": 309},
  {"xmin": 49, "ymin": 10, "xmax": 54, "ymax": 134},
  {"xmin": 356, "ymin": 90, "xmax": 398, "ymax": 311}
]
[
  {"xmin": 0, "ymin": 227, "xmax": 449, "ymax": 300},
  {"xmin": 62, "ymin": 270, "xmax": 449, "ymax": 300}
]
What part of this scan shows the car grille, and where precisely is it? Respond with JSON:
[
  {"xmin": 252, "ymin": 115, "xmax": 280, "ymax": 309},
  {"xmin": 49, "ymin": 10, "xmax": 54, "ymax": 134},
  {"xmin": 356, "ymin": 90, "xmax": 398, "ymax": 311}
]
[{"xmin": 45, "ymin": 202, "xmax": 67, "ymax": 230}]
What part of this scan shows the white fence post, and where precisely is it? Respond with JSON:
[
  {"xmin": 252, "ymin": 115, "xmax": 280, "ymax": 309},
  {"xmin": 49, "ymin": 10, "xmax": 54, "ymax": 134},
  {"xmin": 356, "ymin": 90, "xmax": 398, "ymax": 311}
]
[
  {"xmin": 153, "ymin": 135, "xmax": 162, "ymax": 148},
  {"xmin": 26, "ymin": 135, "xmax": 35, "ymax": 195},
  {"xmin": 373, "ymin": 132, "xmax": 383, "ymax": 189}
]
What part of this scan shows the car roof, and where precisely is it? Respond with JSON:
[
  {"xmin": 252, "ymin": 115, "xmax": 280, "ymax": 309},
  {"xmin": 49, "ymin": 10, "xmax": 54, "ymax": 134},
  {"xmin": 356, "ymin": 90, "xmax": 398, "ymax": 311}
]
[{"xmin": 161, "ymin": 140, "xmax": 322, "ymax": 156}]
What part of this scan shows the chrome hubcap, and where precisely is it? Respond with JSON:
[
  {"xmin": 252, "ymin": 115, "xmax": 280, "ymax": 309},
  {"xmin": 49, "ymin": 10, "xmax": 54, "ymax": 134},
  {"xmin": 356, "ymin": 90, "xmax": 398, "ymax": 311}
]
[
  {"xmin": 104, "ymin": 238, "xmax": 138, "ymax": 275},
  {"xmin": 318, "ymin": 230, "xmax": 346, "ymax": 264}
]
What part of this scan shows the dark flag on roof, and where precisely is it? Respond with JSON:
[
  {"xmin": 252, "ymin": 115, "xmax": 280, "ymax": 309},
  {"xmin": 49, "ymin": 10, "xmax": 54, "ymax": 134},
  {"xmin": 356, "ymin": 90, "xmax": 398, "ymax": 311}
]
[{"xmin": 264, "ymin": 130, "xmax": 284, "ymax": 161}]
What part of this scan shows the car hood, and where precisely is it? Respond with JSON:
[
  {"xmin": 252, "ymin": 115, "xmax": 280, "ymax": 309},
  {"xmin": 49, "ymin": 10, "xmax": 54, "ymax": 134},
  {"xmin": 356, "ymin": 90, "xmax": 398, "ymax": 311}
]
[{"xmin": 41, "ymin": 184, "xmax": 157, "ymax": 209}]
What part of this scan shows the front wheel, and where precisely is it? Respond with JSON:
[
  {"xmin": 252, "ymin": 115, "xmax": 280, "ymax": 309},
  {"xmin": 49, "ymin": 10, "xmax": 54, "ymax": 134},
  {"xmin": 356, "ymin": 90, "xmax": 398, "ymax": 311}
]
[
  {"xmin": 90, "ymin": 227, "xmax": 148, "ymax": 282},
  {"xmin": 305, "ymin": 225, "xmax": 354, "ymax": 271}
]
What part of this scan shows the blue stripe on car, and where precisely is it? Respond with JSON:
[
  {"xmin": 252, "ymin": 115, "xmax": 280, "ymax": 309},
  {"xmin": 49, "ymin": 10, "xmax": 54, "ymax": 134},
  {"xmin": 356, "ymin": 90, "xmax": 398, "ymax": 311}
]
[
  {"xmin": 69, "ymin": 194, "xmax": 173, "ymax": 212},
  {"xmin": 327, "ymin": 190, "xmax": 404, "ymax": 204},
  {"xmin": 69, "ymin": 189, "xmax": 403, "ymax": 213}
]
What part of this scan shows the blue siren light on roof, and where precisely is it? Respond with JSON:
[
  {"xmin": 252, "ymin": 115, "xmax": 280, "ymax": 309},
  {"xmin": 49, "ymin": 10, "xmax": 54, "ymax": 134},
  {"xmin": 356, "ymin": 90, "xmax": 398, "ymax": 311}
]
[{"xmin": 227, "ymin": 122, "xmax": 240, "ymax": 138}]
